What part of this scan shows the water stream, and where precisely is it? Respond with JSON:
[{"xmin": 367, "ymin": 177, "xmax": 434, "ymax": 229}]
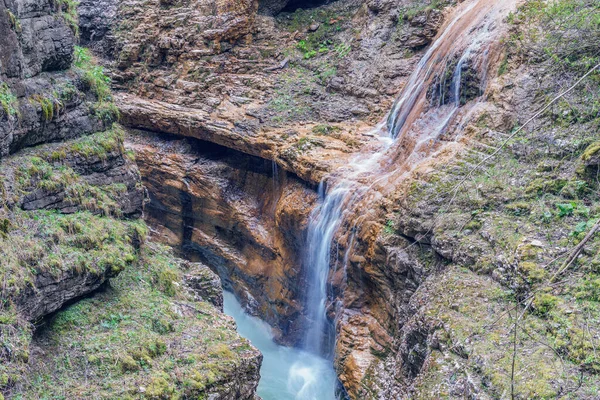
[
  {"xmin": 223, "ymin": 291, "xmax": 338, "ymax": 400},
  {"xmin": 223, "ymin": 1, "xmax": 518, "ymax": 398}
]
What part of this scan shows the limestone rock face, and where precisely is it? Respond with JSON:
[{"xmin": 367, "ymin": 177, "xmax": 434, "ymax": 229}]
[
  {"xmin": 185, "ymin": 261, "xmax": 225, "ymax": 310},
  {"xmin": 128, "ymin": 130, "xmax": 318, "ymax": 345},
  {"xmin": 1, "ymin": 134, "xmax": 145, "ymax": 217},
  {"xmin": 0, "ymin": 0, "xmax": 112, "ymax": 158},
  {"xmin": 0, "ymin": 0, "xmax": 141, "ymax": 328},
  {"xmin": 78, "ymin": 0, "xmax": 438, "ymax": 185},
  {"xmin": 258, "ymin": 0, "xmax": 289, "ymax": 15}
]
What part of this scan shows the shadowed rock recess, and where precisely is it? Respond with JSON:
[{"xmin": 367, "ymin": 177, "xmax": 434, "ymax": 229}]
[{"xmin": 3, "ymin": 0, "xmax": 600, "ymax": 399}]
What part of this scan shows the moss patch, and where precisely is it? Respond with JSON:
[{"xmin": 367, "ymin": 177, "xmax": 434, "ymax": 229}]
[{"xmin": 12, "ymin": 243, "xmax": 259, "ymax": 399}]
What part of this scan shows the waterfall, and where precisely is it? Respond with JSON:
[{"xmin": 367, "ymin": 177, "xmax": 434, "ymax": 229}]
[
  {"xmin": 298, "ymin": 0, "xmax": 518, "ymax": 397},
  {"xmin": 302, "ymin": 182, "xmax": 349, "ymax": 355}
]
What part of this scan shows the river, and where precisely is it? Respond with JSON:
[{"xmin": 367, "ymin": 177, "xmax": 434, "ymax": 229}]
[{"xmin": 223, "ymin": 291, "xmax": 337, "ymax": 400}]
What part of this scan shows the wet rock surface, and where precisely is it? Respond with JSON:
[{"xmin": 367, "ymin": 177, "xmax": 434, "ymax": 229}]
[{"xmin": 128, "ymin": 129, "xmax": 317, "ymax": 345}]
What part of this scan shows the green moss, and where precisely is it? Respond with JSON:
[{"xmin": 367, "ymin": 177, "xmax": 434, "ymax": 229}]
[
  {"xmin": 525, "ymin": 178, "xmax": 567, "ymax": 196},
  {"xmin": 0, "ymin": 210, "xmax": 144, "ymax": 298},
  {"xmin": 518, "ymin": 243, "xmax": 542, "ymax": 261},
  {"xmin": 464, "ymin": 219, "xmax": 482, "ymax": 231},
  {"xmin": 11, "ymin": 243, "xmax": 256, "ymax": 399},
  {"xmin": 582, "ymin": 142, "xmax": 600, "ymax": 161},
  {"xmin": 505, "ymin": 201, "xmax": 531, "ymax": 216},
  {"xmin": 533, "ymin": 292, "xmax": 559, "ymax": 316},
  {"xmin": 560, "ymin": 179, "xmax": 589, "ymax": 199},
  {"xmin": 520, "ymin": 261, "xmax": 548, "ymax": 283},
  {"xmin": 146, "ymin": 373, "xmax": 175, "ymax": 399},
  {"xmin": 209, "ymin": 343, "xmax": 234, "ymax": 359},
  {"xmin": 574, "ymin": 275, "xmax": 600, "ymax": 302},
  {"xmin": 0, "ymin": 82, "xmax": 18, "ymax": 118},
  {"xmin": 120, "ymin": 355, "xmax": 139, "ymax": 372}
]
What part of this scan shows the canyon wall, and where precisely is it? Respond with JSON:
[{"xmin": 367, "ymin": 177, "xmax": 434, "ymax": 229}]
[
  {"xmin": 0, "ymin": 1, "xmax": 261, "ymax": 398},
  {"xmin": 77, "ymin": 0, "xmax": 600, "ymax": 398},
  {"xmin": 128, "ymin": 129, "xmax": 317, "ymax": 344}
]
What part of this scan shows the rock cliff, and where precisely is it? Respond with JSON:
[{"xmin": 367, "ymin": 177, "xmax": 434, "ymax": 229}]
[
  {"xmin": 69, "ymin": 0, "xmax": 600, "ymax": 398},
  {"xmin": 128, "ymin": 129, "xmax": 317, "ymax": 344},
  {"xmin": 0, "ymin": 1, "xmax": 261, "ymax": 398}
]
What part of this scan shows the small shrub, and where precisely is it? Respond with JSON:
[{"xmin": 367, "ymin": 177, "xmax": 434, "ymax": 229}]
[
  {"xmin": 533, "ymin": 292, "xmax": 559, "ymax": 316},
  {"xmin": 5, "ymin": 9, "xmax": 21, "ymax": 33},
  {"xmin": 0, "ymin": 82, "xmax": 18, "ymax": 118}
]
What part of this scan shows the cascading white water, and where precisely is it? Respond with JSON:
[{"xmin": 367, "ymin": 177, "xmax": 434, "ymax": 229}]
[
  {"xmin": 297, "ymin": 1, "xmax": 518, "ymax": 399},
  {"xmin": 302, "ymin": 182, "xmax": 348, "ymax": 355},
  {"xmin": 224, "ymin": 292, "xmax": 337, "ymax": 400},
  {"xmin": 224, "ymin": 1, "xmax": 518, "ymax": 399}
]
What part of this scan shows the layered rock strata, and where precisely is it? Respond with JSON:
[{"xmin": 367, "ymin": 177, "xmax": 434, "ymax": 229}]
[{"xmin": 128, "ymin": 130, "xmax": 317, "ymax": 344}]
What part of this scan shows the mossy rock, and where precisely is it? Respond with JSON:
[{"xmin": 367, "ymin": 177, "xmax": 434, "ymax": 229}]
[
  {"xmin": 505, "ymin": 201, "xmax": 531, "ymax": 216},
  {"xmin": 559, "ymin": 180, "xmax": 589, "ymax": 199},
  {"xmin": 525, "ymin": 178, "xmax": 567, "ymax": 196},
  {"xmin": 582, "ymin": 142, "xmax": 600, "ymax": 162},
  {"xmin": 145, "ymin": 373, "xmax": 175, "ymax": 399},
  {"xmin": 519, "ymin": 261, "xmax": 547, "ymax": 283},
  {"xmin": 532, "ymin": 292, "xmax": 559, "ymax": 317},
  {"xmin": 518, "ymin": 242, "xmax": 542, "ymax": 261},
  {"xmin": 120, "ymin": 355, "xmax": 139, "ymax": 372}
]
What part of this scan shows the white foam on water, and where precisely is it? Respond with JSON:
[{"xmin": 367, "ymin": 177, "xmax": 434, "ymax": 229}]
[{"xmin": 223, "ymin": 291, "xmax": 337, "ymax": 400}]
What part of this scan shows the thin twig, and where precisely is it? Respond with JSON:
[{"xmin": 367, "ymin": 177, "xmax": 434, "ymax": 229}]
[
  {"xmin": 550, "ymin": 220, "xmax": 600, "ymax": 282},
  {"xmin": 511, "ymin": 298, "xmax": 518, "ymax": 400}
]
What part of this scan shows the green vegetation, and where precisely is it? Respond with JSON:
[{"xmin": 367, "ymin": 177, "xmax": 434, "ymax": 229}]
[
  {"xmin": 11, "ymin": 243, "xmax": 256, "ymax": 399},
  {"xmin": 54, "ymin": 0, "xmax": 79, "ymax": 37},
  {"xmin": 280, "ymin": 7, "xmax": 349, "ymax": 61},
  {"xmin": 312, "ymin": 124, "xmax": 340, "ymax": 136},
  {"xmin": 6, "ymin": 126, "xmax": 130, "ymax": 216},
  {"xmin": 398, "ymin": 0, "xmax": 447, "ymax": 22},
  {"xmin": 5, "ymin": 9, "xmax": 21, "ymax": 33},
  {"xmin": 0, "ymin": 209, "xmax": 145, "ymax": 394},
  {"xmin": 74, "ymin": 46, "xmax": 120, "ymax": 122},
  {"xmin": 30, "ymin": 94, "xmax": 62, "ymax": 121},
  {"xmin": 74, "ymin": 46, "xmax": 111, "ymax": 101},
  {"xmin": 0, "ymin": 83, "xmax": 18, "ymax": 118},
  {"xmin": 67, "ymin": 124, "xmax": 125, "ymax": 160},
  {"xmin": 507, "ymin": 0, "xmax": 600, "ymax": 74},
  {"xmin": 0, "ymin": 210, "xmax": 144, "ymax": 295}
]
